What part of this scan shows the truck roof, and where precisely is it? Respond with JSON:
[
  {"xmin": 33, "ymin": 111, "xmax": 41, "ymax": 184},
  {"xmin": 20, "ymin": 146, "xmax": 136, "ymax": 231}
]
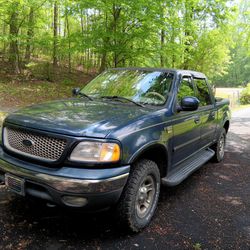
[{"xmin": 112, "ymin": 67, "xmax": 207, "ymax": 79}]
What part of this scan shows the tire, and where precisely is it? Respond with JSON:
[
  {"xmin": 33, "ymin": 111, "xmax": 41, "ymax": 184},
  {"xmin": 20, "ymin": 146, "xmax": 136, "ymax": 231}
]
[
  {"xmin": 116, "ymin": 159, "xmax": 160, "ymax": 232},
  {"xmin": 211, "ymin": 128, "xmax": 226, "ymax": 163}
]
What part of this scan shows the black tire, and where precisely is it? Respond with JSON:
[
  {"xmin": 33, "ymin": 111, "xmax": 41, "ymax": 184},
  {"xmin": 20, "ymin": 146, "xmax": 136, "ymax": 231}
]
[
  {"xmin": 211, "ymin": 128, "xmax": 226, "ymax": 163},
  {"xmin": 116, "ymin": 159, "xmax": 160, "ymax": 232}
]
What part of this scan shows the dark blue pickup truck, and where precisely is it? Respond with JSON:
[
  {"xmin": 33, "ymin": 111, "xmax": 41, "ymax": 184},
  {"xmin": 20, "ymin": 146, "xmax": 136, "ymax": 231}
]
[{"xmin": 0, "ymin": 68, "xmax": 230, "ymax": 232}]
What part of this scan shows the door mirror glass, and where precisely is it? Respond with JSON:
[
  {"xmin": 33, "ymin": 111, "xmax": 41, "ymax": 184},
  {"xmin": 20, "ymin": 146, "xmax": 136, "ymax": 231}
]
[
  {"xmin": 212, "ymin": 84, "xmax": 216, "ymax": 96},
  {"xmin": 72, "ymin": 87, "xmax": 80, "ymax": 96},
  {"xmin": 181, "ymin": 96, "xmax": 199, "ymax": 111}
]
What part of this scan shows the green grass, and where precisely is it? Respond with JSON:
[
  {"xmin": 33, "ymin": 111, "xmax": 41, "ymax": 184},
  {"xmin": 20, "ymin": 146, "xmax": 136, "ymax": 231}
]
[
  {"xmin": 0, "ymin": 80, "xmax": 79, "ymax": 108},
  {"xmin": 0, "ymin": 60, "xmax": 95, "ymax": 110},
  {"xmin": 232, "ymin": 104, "xmax": 250, "ymax": 112},
  {"xmin": 215, "ymin": 87, "xmax": 247, "ymax": 111}
]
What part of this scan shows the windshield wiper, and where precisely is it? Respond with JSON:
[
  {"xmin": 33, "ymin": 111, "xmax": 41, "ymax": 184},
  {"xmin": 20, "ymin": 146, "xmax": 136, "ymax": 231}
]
[
  {"xmin": 100, "ymin": 96, "xmax": 144, "ymax": 107},
  {"xmin": 78, "ymin": 92, "xmax": 93, "ymax": 101}
]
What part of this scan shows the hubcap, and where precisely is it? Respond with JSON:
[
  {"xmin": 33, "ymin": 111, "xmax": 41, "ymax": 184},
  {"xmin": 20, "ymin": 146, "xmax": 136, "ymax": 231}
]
[
  {"xmin": 218, "ymin": 134, "xmax": 225, "ymax": 159},
  {"xmin": 136, "ymin": 175, "xmax": 156, "ymax": 218}
]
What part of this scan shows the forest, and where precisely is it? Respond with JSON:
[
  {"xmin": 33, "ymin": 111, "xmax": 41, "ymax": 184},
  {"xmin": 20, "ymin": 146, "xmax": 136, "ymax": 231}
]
[{"xmin": 0, "ymin": 0, "xmax": 249, "ymax": 86}]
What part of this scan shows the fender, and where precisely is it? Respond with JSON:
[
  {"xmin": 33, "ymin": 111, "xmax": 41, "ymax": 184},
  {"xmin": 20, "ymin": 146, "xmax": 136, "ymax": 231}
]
[
  {"xmin": 215, "ymin": 119, "xmax": 230, "ymax": 142},
  {"xmin": 128, "ymin": 140, "xmax": 171, "ymax": 177}
]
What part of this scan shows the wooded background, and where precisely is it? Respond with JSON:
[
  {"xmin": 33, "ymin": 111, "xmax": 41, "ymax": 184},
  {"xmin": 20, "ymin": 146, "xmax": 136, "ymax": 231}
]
[{"xmin": 0, "ymin": 0, "xmax": 249, "ymax": 86}]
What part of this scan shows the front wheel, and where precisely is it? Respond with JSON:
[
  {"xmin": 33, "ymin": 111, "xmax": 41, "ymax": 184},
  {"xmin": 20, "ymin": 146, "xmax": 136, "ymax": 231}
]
[
  {"xmin": 116, "ymin": 159, "xmax": 160, "ymax": 232},
  {"xmin": 211, "ymin": 128, "xmax": 226, "ymax": 162}
]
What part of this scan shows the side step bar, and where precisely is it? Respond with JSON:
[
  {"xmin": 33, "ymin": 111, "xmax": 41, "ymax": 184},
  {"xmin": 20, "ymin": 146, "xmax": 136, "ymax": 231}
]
[{"xmin": 162, "ymin": 148, "xmax": 215, "ymax": 187}]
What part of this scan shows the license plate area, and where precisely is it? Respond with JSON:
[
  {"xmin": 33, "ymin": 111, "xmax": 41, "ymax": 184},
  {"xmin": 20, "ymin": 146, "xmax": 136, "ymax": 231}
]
[{"xmin": 5, "ymin": 174, "xmax": 25, "ymax": 196}]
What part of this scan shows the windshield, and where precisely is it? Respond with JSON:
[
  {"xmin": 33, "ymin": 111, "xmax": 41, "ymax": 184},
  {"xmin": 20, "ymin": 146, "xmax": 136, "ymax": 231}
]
[{"xmin": 81, "ymin": 69, "xmax": 174, "ymax": 105}]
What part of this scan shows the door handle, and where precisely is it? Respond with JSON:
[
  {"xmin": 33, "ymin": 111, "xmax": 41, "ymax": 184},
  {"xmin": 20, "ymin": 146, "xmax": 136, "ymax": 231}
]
[
  {"xmin": 194, "ymin": 116, "xmax": 200, "ymax": 124},
  {"xmin": 210, "ymin": 112, "xmax": 216, "ymax": 119}
]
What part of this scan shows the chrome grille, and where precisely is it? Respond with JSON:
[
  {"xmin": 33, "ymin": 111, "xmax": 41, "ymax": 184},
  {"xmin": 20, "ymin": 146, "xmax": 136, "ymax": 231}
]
[{"xmin": 3, "ymin": 127, "xmax": 67, "ymax": 161}]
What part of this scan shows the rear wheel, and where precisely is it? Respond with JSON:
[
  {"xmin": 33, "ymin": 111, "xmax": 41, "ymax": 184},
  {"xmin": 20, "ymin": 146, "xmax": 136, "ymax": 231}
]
[
  {"xmin": 211, "ymin": 128, "xmax": 226, "ymax": 162},
  {"xmin": 116, "ymin": 159, "xmax": 160, "ymax": 232}
]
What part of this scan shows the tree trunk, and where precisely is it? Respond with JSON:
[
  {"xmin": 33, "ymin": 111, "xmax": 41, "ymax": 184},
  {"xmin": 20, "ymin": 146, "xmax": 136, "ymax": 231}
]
[
  {"xmin": 99, "ymin": 12, "xmax": 109, "ymax": 72},
  {"xmin": 25, "ymin": 7, "xmax": 34, "ymax": 62},
  {"xmin": 100, "ymin": 52, "xmax": 107, "ymax": 72},
  {"xmin": 160, "ymin": 29, "xmax": 165, "ymax": 67},
  {"xmin": 2, "ymin": 22, "xmax": 7, "ymax": 61},
  {"xmin": 183, "ymin": 1, "xmax": 194, "ymax": 69},
  {"xmin": 53, "ymin": 0, "xmax": 59, "ymax": 66},
  {"xmin": 112, "ymin": 4, "xmax": 121, "ymax": 67},
  {"xmin": 65, "ymin": 11, "xmax": 71, "ymax": 73},
  {"xmin": 9, "ymin": 5, "xmax": 20, "ymax": 73}
]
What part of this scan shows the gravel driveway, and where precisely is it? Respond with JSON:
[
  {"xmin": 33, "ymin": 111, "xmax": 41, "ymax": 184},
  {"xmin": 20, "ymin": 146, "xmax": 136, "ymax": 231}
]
[{"xmin": 0, "ymin": 108, "xmax": 250, "ymax": 250}]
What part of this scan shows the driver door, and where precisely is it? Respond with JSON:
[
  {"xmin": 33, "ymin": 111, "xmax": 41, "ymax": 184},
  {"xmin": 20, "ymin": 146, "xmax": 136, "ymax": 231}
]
[{"xmin": 171, "ymin": 76, "xmax": 201, "ymax": 167}]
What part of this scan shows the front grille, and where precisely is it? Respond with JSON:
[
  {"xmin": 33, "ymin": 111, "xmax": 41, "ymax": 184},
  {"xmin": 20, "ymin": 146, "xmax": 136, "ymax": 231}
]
[{"xmin": 3, "ymin": 127, "xmax": 67, "ymax": 162}]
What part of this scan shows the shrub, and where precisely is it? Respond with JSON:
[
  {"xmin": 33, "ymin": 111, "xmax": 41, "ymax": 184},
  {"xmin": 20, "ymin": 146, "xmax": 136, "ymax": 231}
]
[
  {"xmin": 26, "ymin": 62, "xmax": 53, "ymax": 82},
  {"xmin": 240, "ymin": 83, "xmax": 250, "ymax": 105}
]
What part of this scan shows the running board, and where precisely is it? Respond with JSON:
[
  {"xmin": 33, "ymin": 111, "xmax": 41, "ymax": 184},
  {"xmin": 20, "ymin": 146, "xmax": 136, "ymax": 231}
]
[{"xmin": 162, "ymin": 148, "xmax": 215, "ymax": 187}]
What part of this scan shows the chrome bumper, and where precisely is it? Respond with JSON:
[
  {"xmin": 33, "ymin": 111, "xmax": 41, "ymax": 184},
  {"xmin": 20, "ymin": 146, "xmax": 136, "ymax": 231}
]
[{"xmin": 0, "ymin": 156, "xmax": 129, "ymax": 194}]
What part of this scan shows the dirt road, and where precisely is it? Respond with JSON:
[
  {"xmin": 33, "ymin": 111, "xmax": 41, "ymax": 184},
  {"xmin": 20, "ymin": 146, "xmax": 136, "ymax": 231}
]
[{"xmin": 0, "ymin": 108, "xmax": 250, "ymax": 250}]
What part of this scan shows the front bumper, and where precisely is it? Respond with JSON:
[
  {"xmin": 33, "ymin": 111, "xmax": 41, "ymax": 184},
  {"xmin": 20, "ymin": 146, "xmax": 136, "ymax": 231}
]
[{"xmin": 0, "ymin": 146, "xmax": 130, "ymax": 209}]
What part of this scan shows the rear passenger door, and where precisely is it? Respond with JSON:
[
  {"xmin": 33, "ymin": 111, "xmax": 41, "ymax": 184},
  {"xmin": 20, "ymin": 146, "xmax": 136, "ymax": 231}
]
[{"xmin": 193, "ymin": 78, "xmax": 217, "ymax": 148}]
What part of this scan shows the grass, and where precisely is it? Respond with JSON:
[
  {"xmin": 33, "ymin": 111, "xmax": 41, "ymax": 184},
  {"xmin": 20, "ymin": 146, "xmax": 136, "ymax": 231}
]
[
  {"xmin": 215, "ymin": 87, "xmax": 250, "ymax": 111},
  {"xmin": 0, "ymin": 60, "xmax": 95, "ymax": 110},
  {"xmin": 0, "ymin": 80, "xmax": 78, "ymax": 108},
  {"xmin": 0, "ymin": 63, "xmax": 95, "ymax": 127},
  {"xmin": 231, "ymin": 104, "xmax": 250, "ymax": 112}
]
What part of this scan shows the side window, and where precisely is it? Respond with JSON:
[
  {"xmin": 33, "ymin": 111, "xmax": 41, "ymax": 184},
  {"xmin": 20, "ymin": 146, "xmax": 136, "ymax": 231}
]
[
  {"xmin": 194, "ymin": 78, "xmax": 212, "ymax": 106},
  {"xmin": 177, "ymin": 76, "xmax": 195, "ymax": 102}
]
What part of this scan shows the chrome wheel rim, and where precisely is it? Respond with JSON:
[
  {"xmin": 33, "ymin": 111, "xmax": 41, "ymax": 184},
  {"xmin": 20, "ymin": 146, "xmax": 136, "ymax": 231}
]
[
  {"xmin": 218, "ymin": 134, "xmax": 225, "ymax": 159},
  {"xmin": 136, "ymin": 175, "xmax": 156, "ymax": 218}
]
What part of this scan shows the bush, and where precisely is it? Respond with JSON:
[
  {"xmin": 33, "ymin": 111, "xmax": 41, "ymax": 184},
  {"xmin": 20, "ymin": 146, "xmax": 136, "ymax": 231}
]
[
  {"xmin": 240, "ymin": 83, "xmax": 250, "ymax": 105},
  {"xmin": 26, "ymin": 62, "xmax": 54, "ymax": 81}
]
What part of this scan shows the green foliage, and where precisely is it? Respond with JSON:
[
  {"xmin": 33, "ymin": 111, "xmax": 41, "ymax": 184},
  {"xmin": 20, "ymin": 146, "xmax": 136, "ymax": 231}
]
[
  {"xmin": 193, "ymin": 243, "xmax": 202, "ymax": 250},
  {"xmin": 240, "ymin": 83, "xmax": 250, "ymax": 104},
  {"xmin": 26, "ymin": 62, "xmax": 53, "ymax": 81},
  {"xmin": 189, "ymin": 28, "xmax": 232, "ymax": 79},
  {"xmin": 0, "ymin": 0, "xmax": 248, "ymax": 84},
  {"xmin": 214, "ymin": 0, "xmax": 250, "ymax": 86}
]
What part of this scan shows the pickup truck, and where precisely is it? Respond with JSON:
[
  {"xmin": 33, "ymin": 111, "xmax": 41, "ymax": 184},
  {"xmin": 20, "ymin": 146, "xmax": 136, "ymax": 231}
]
[{"xmin": 0, "ymin": 68, "xmax": 230, "ymax": 232}]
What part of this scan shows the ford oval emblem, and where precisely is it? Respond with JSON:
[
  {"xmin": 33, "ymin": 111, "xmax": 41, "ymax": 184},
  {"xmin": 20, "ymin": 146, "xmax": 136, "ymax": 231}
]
[{"xmin": 22, "ymin": 139, "xmax": 34, "ymax": 147}]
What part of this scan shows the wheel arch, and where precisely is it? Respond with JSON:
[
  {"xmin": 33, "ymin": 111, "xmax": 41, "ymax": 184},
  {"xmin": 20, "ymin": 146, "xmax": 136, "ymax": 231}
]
[
  {"xmin": 128, "ymin": 142, "xmax": 169, "ymax": 178},
  {"xmin": 223, "ymin": 120, "xmax": 230, "ymax": 133}
]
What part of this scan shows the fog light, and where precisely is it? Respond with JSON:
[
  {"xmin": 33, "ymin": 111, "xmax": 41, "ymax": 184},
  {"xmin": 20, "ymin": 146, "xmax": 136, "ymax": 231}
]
[{"xmin": 62, "ymin": 196, "xmax": 88, "ymax": 207}]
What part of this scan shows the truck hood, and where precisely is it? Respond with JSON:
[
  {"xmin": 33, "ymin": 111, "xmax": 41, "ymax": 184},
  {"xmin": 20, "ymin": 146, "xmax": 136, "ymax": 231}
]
[{"xmin": 4, "ymin": 99, "xmax": 150, "ymax": 138}]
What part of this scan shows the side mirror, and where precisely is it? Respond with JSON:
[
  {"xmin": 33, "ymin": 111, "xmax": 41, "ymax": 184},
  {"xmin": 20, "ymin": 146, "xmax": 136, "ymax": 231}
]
[
  {"xmin": 212, "ymin": 84, "xmax": 216, "ymax": 96},
  {"xmin": 180, "ymin": 96, "xmax": 199, "ymax": 111},
  {"xmin": 72, "ymin": 87, "xmax": 80, "ymax": 97}
]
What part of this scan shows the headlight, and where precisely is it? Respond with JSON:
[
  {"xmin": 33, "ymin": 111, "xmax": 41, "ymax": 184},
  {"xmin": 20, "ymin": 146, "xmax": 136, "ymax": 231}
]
[{"xmin": 69, "ymin": 141, "xmax": 121, "ymax": 163}]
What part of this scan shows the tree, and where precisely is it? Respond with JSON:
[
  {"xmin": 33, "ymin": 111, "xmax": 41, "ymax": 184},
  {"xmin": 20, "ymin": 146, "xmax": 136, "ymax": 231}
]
[
  {"xmin": 53, "ymin": 0, "xmax": 59, "ymax": 66},
  {"xmin": 8, "ymin": 1, "xmax": 20, "ymax": 73},
  {"xmin": 0, "ymin": 0, "xmax": 245, "ymax": 84},
  {"xmin": 25, "ymin": 6, "xmax": 34, "ymax": 62}
]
